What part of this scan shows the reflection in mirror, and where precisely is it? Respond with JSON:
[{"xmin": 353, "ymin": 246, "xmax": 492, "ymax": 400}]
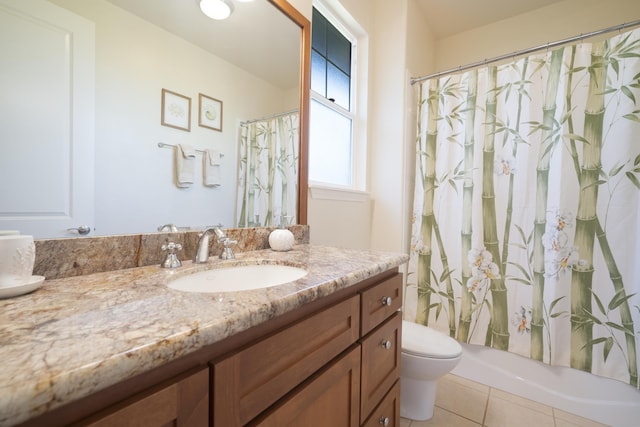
[{"xmin": 0, "ymin": 0, "xmax": 308, "ymax": 238}]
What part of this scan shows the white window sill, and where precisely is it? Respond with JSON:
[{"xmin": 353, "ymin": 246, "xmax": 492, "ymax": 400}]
[{"xmin": 309, "ymin": 184, "xmax": 370, "ymax": 202}]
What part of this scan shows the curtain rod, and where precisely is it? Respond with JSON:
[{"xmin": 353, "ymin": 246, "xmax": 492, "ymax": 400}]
[
  {"xmin": 240, "ymin": 108, "xmax": 299, "ymax": 126},
  {"xmin": 410, "ymin": 18, "xmax": 640, "ymax": 85}
]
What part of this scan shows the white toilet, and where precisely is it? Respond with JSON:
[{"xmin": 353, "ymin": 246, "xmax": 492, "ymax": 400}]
[{"xmin": 400, "ymin": 320, "xmax": 463, "ymax": 420}]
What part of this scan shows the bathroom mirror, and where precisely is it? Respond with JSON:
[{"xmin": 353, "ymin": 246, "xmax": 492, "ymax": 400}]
[{"xmin": 0, "ymin": 0, "xmax": 309, "ymax": 238}]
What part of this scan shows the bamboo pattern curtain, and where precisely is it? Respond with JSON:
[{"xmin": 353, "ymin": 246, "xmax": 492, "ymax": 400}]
[
  {"xmin": 407, "ymin": 28, "xmax": 640, "ymax": 387},
  {"xmin": 236, "ymin": 113, "xmax": 299, "ymax": 227}
]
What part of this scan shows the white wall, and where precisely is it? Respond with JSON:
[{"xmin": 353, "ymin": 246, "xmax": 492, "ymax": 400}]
[
  {"xmin": 405, "ymin": 1, "xmax": 435, "ymax": 79},
  {"xmin": 49, "ymin": 0, "xmax": 292, "ymax": 235},
  {"xmin": 434, "ymin": 0, "xmax": 640, "ymax": 73},
  {"xmin": 403, "ymin": 2, "xmax": 436, "ymax": 256},
  {"xmin": 307, "ymin": 188, "xmax": 372, "ymax": 249},
  {"xmin": 307, "ymin": 0, "xmax": 434, "ymax": 253},
  {"xmin": 303, "ymin": 0, "xmax": 424, "ymax": 252},
  {"xmin": 367, "ymin": 0, "xmax": 411, "ymax": 254},
  {"xmin": 306, "ymin": 0, "xmax": 376, "ymax": 250},
  {"xmin": 287, "ymin": 0, "xmax": 311, "ymax": 20}
]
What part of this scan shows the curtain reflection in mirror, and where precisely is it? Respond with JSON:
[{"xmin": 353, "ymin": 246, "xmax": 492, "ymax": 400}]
[{"xmin": 236, "ymin": 111, "xmax": 299, "ymax": 227}]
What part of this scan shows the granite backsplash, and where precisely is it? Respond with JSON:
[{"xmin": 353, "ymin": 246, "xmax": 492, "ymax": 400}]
[{"xmin": 33, "ymin": 226, "xmax": 310, "ymax": 280}]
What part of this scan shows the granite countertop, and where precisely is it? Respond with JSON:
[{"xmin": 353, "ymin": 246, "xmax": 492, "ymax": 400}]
[{"xmin": 0, "ymin": 244, "xmax": 408, "ymax": 426}]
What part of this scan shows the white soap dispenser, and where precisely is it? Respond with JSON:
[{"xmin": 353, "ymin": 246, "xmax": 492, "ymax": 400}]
[{"xmin": 268, "ymin": 216, "xmax": 294, "ymax": 252}]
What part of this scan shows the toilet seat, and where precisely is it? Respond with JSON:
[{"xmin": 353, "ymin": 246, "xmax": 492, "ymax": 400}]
[{"xmin": 402, "ymin": 320, "xmax": 462, "ymax": 359}]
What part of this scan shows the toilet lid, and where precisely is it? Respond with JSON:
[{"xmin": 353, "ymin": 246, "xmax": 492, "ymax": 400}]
[{"xmin": 402, "ymin": 320, "xmax": 462, "ymax": 359}]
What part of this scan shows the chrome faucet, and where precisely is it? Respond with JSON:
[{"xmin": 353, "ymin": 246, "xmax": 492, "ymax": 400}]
[
  {"xmin": 194, "ymin": 227, "xmax": 237, "ymax": 263},
  {"xmin": 157, "ymin": 223, "xmax": 179, "ymax": 232}
]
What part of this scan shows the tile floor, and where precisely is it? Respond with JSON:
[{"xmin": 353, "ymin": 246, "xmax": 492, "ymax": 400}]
[{"xmin": 399, "ymin": 374, "xmax": 610, "ymax": 427}]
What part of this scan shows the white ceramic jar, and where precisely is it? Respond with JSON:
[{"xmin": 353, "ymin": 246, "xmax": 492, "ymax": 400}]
[
  {"xmin": 268, "ymin": 228, "xmax": 294, "ymax": 251},
  {"xmin": 0, "ymin": 235, "xmax": 35, "ymax": 287}
]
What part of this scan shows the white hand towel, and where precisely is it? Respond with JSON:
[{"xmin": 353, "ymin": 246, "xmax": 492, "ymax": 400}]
[
  {"xmin": 175, "ymin": 144, "xmax": 196, "ymax": 188},
  {"xmin": 204, "ymin": 149, "xmax": 221, "ymax": 187}
]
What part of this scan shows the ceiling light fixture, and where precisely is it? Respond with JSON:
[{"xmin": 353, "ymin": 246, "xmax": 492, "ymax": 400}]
[{"xmin": 199, "ymin": 0, "xmax": 234, "ymax": 20}]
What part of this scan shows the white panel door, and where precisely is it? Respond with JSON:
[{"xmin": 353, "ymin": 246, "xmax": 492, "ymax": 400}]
[{"xmin": 0, "ymin": 0, "xmax": 94, "ymax": 238}]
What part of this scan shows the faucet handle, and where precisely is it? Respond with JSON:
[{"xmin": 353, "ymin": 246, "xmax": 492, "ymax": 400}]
[
  {"xmin": 161, "ymin": 241, "xmax": 183, "ymax": 268},
  {"xmin": 219, "ymin": 237, "xmax": 237, "ymax": 260}
]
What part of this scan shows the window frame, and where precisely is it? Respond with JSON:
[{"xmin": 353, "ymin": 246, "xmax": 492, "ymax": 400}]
[{"xmin": 309, "ymin": 1, "xmax": 366, "ymax": 193}]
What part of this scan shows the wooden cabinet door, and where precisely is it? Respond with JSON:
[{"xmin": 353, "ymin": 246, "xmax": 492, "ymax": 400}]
[
  {"xmin": 361, "ymin": 381, "xmax": 400, "ymax": 427},
  {"xmin": 213, "ymin": 295, "xmax": 360, "ymax": 426},
  {"xmin": 360, "ymin": 273, "xmax": 402, "ymax": 336},
  {"xmin": 250, "ymin": 345, "xmax": 361, "ymax": 427},
  {"xmin": 360, "ymin": 312, "xmax": 401, "ymax": 421},
  {"xmin": 82, "ymin": 368, "xmax": 208, "ymax": 427}
]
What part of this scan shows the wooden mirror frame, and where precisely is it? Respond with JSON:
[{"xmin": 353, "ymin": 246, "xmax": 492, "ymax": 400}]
[{"xmin": 270, "ymin": 0, "xmax": 310, "ymax": 225}]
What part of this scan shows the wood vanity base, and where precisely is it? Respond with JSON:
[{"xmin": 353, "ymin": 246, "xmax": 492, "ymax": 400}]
[{"xmin": 17, "ymin": 269, "xmax": 402, "ymax": 427}]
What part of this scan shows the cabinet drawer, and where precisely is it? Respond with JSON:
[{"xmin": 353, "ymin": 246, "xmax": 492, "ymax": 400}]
[
  {"xmin": 360, "ymin": 312, "xmax": 401, "ymax": 421},
  {"xmin": 361, "ymin": 380, "xmax": 400, "ymax": 427},
  {"xmin": 250, "ymin": 345, "xmax": 361, "ymax": 427},
  {"xmin": 360, "ymin": 273, "xmax": 402, "ymax": 336},
  {"xmin": 81, "ymin": 367, "xmax": 208, "ymax": 427},
  {"xmin": 213, "ymin": 295, "xmax": 360, "ymax": 426}
]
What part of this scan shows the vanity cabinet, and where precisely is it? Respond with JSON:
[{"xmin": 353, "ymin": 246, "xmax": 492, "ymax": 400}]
[
  {"xmin": 359, "ymin": 274, "xmax": 402, "ymax": 427},
  {"xmin": 212, "ymin": 271, "xmax": 402, "ymax": 427},
  {"xmin": 16, "ymin": 269, "xmax": 402, "ymax": 427},
  {"xmin": 78, "ymin": 367, "xmax": 209, "ymax": 427},
  {"xmin": 361, "ymin": 382, "xmax": 400, "ymax": 427},
  {"xmin": 212, "ymin": 295, "xmax": 361, "ymax": 425},
  {"xmin": 360, "ymin": 272, "xmax": 403, "ymax": 335},
  {"xmin": 360, "ymin": 313, "xmax": 401, "ymax": 424},
  {"xmin": 250, "ymin": 345, "xmax": 362, "ymax": 426}
]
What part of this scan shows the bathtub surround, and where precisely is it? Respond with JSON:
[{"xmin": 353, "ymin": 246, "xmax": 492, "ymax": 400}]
[
  {"xmin": 33, "ymin": 226, "xmax": 309, "ymax": 281},
  {"xmin": 407, "ymin": 26, "xmax": 640, "ymax": 390},
  {"xmin": 400, "ymin": 373, "xmax": 610, "ymax": 427},
  {"xmin": 452, "ymin": 342, "xmax": 640, "ymax": 426}
]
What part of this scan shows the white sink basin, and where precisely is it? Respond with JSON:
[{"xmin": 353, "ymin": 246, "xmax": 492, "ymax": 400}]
[{"xmin": 167, "ymin": 264, "xmax": 308, "ymax": 293}]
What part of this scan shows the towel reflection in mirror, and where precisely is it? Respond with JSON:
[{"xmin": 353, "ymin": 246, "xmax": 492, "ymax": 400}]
[
  {"xmin": 175, "ymin": 144, "xmax": 197, "ymax": 187},
  {"xmin": 204, "ymin": 149, "xmax": 222, "ymax": 187},
  {"xmin": 159, "ymin": 142, "xmax": 224, "ymax": 188}
]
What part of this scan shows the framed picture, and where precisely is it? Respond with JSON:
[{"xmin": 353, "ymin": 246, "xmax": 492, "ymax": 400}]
[
  {"xmin": 161, "ymin": 89, "xmax": 191, "ymax": 131},
  {"xmin": 198, "ymin": 93, "xmax": 223, "ymax": 132}
]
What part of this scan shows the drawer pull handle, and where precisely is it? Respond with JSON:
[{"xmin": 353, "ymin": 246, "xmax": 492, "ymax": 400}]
[
  {"xmin": 381, "ymin": 296, "xmax": 392, "ymax": 306},
  {"xmin": 379, "ymin": 416, "xmax": 390, "ymax": 426},
  {"xmin": 380, "ymin": 339, "xmax": 392, "ymax": 350}
]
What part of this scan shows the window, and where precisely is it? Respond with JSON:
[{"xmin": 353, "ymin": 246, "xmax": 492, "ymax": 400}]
[
  {"xmin": 309, "ymin": 6, "xmax": 358, "ymax": 188},
  {"xmin": 311, "ymin": 8, "xmax": 351, "ymax": 110}
]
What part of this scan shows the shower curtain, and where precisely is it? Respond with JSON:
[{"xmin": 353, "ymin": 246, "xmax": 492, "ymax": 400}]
[
  {"xmin": 407, "ymin": 28, "xmax": 640, "ymax": 387},
  {"xmin": 236, "ymin": 112, "xmax": 299, "ymax": 227}
]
